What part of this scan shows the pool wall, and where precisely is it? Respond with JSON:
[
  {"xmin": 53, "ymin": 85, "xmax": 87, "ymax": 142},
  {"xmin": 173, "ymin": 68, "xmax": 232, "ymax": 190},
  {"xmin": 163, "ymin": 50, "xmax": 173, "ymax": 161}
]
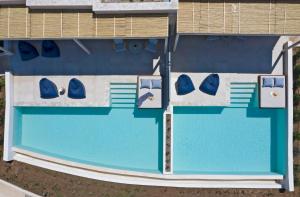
[
  {"xmin": 282, "ymin": 41, "xmax": 294, "ymax": 191},
  {"xmin": 3, "ymin": 72, "xmax": 14, "ymax": 161}
]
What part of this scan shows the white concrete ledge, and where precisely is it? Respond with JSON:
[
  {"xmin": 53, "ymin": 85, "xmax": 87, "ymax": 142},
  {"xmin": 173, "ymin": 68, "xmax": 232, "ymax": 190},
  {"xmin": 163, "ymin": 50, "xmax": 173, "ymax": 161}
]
[
  {"xmin": 0, "ymin": 179, "xmax": 40, "ymax": 197},
  {"xmin": 0, "ymin": 0, "xmax": 25, "ymax": 5},
  {"xmin": 93, "ymin": 0, "xmax": 178, "ymax": 14},
  {"xmin": 3, "ymin": 72, "xmax": 14, "ymax": 161},
  {"xmin": 27, "ymin": 0, "xmax": 92, "ymax": 9},
  {"xmin": 283, "ymin": 41, "xmax": 294, "ymax": 191}
]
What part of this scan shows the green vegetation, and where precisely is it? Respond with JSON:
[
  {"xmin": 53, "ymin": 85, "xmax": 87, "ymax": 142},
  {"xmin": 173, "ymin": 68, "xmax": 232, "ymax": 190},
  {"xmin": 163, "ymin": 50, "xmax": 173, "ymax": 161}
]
[
  {"xmin": 294, "ymin": 109, "xmax": 300, "ymax": 122},
  {"xmin": 293, "ymin": 50, "xmax": 300, "ymax": 188},
  {"xmin": 0, "ymin": 76, "xmax": 4, "ymax": 126},
  {"xmin": 295, "ymin": 132, "xmax": 300, "ymax": 141}
]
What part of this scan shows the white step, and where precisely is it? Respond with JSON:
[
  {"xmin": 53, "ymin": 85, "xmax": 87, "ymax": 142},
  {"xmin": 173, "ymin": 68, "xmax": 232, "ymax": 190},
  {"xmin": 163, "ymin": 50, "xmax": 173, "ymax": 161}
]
[
  {"xmin": 231, "ymin": 89, "xmax": 255, "ymax": 93},
  {"xmin": 111, "ymin": 94, "xmax": 136, "ymax": 99},
  {"xmin": 230, "ymin": 93, "xmax": 253, "ymax": 98},
  {"xmin": 231, "ymin": 98, "xmax": 251, "ymax": 103},
  {"xmin": 111, "ymin": 98, "xmax": 135, "ymax": 103},
  {"xmin": 110, "ymin": 84, "xmax": 137, "ymax": 89},
  {"xmin": 231, "ymin": 83, "xmax": 256, "ymax": 89},
  {"xmin": 111, "ymin": 89, "xmax": 136, "ymax": 94},
  {"xmin": 111, "ymin": 103, "xmax": 135, "ymax": 108},
  {"xmin": 230, "ymin": 103, "xmax": 249, "ymax": 108}
]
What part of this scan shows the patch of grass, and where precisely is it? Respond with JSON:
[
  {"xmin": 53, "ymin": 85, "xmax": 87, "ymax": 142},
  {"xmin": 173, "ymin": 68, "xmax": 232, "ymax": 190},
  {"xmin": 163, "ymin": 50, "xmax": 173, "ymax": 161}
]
[
  {"xmin": 295, "ymin": 132, "xmax": 300, "ymax": 141},
  {"xmin": 294, "ymin": 94, "xmax": 300, "ymax": 106},
  {"xmin": 294, "ymin": 109, "xmax": 300, "ymax": 122}
]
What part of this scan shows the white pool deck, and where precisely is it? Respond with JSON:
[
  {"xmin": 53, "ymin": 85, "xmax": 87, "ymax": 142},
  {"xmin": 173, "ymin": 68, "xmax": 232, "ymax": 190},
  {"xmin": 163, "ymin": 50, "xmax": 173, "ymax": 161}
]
[
  {"xmin": 170, "ymin": 36, "xmax": 287, "ymax": 106},
  {"xmin": 13, "ymin": 75, "xmax": 137, "ymax": 107}
]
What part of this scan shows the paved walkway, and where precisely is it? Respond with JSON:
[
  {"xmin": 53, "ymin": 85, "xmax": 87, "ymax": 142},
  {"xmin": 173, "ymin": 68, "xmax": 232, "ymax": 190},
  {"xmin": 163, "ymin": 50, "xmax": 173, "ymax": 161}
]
[{"xmin": 0, "ymin": 179, "xmax": 40, "ymax": 197}]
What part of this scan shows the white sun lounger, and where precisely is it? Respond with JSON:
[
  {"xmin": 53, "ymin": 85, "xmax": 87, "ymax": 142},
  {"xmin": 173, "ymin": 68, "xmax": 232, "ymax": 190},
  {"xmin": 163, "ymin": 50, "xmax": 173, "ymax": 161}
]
[
  {"xmin": 259, "ymin": 75, "xmax": 286, "ymax": 108},
  {"xmin": 137, "ymin": 76, "xmax": 162, "ymax": 109}
]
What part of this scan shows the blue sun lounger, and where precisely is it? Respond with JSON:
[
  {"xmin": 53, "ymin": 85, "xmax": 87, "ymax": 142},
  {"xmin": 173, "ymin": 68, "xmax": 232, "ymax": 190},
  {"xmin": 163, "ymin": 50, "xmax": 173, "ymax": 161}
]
[
  {"xmin": 39, "ymin": 78, "xmax": 59, "ymax": 99},
  {"xmin": 68, "ymin": 78, "xmax": 86, "ymax": 99},
  {"xmin": 18, "ymin": 41, "xmax": 39, "ymax": 61},
  {"xmin": 176, "ymin": 74, "xmax": 195, "ymax": 95},
  {"xmin": 199, "ymin": 74, "xmax": 220, "ymax": 96},
  {"xmin": 42, "ymin": 40, "xmax": 60, "ymax": 58}
]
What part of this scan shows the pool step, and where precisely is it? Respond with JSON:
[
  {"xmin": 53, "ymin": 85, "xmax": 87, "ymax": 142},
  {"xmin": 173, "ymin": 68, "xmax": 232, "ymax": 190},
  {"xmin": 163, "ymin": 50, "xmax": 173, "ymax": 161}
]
[
  {"xmin": 230, "ymin": 103, "xmax": 250, "ymax": 108},
  {"xmin": 110, "ymin": 84, "xmax": 137, "ymax": 89},
  {"xmin": 230, "ymin": 83, "xmax": 256, "ymax": 89},
  {"xmin": 111, "ymin": 103, "xmax": 136, "ymax": 108},
  {"xmin": 230, "ymin": 93, "xmax": 253, "ymax": 98},
  {"xmin": 111, "ymin": 98, "xmax": 135, "ymax": 104},
  {"xmin": 230, "ymin": 89, "xmax": 255, "ymax": 93},
  {"xmin": 110, "ymin": 83, "xmax": 137, "ymax": 108},
  {"xmin": 230, "ymin": 83, "xmax": 256, "ymax": 108},
  {"xmin": 230, "ymin": 98, "xmax": 251, "ymax": 103},
  {"xmin": 110, "ymin": 89, "xmax": 137, "ymax": 94}
]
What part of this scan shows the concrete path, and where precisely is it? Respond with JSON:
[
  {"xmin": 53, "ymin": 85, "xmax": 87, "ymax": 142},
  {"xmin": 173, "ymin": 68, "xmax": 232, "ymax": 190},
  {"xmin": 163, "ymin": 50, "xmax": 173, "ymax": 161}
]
[{"xmin": 0, "ymin": 179, "xmax": 40, "ymax": 197}]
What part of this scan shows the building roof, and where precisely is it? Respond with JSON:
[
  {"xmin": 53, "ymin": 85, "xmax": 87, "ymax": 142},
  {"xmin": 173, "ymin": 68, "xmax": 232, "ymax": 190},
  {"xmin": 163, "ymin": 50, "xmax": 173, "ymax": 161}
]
[
  {"xmin": 177, "ymin": 0, "xmax": 300, "ymax": 35},
  {"xmin": 0, "ymin": 6, "xmax": 169, "ymax": 39}
]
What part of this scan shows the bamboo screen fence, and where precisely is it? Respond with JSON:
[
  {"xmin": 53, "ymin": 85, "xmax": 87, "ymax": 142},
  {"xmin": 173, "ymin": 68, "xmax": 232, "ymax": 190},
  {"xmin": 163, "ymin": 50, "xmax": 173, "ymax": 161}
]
[
  {"xmin": 0, "ymin": 6, "xmax": 169, "ymax": 39},
  {"xmin": 177, "ymin": 0, "xmax": 300, "ymax": 35}
]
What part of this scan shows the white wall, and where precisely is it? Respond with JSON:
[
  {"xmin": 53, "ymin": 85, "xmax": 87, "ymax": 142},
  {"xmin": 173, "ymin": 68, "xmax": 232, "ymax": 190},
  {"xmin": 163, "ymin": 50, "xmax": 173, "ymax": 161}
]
[
  {"xmin": 282, "ymin": 41, "xmax": 294, "ymax": 191},
  {"xmin": 3, "ymin": 72, "xmax": 14, "ymax": 161}
]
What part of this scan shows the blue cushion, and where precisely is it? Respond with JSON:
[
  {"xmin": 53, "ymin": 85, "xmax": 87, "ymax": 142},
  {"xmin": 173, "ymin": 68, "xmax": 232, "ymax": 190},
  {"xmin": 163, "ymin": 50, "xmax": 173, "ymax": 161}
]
[
  {"xmin": 42, "ymin": 40, "xmax": 60, "ymax": 58},
  {"xmin": 262, "ymin": 78, "xmax": 274, "ymax": 87},
  {"xmin": 18, "ymin": 41, "xmax": 39, "ymax": 61},
  {"xmin": 114, "ymin": 39, "xmax": 126, "ymax": 52},
  {"xmin": 176, "ymin": 74, "xmax": 195, "ymax": 95},
  {"xmin": 274, "ymin": 78, "xmax": 284, "ymax": 88},
  {"xmin": 68, "ymin": 78, "xmax": 86, "ymax": 99},
  {"xmin": 140, "ymin": 79, "xmax": 151, "ymax": 89},
  {"xmin": 199, "ymin": 74, "xmax": 220, "ymax": 96},
  {"xmin": 39, "ymin": 78, "xmax": 58, "ymax": 99},
  {"xmin": 151, "ymin": 79, "xmax": 162, "ymax": 89},
  {"xmin": 145, "ymin": 39, "xmax": 158, "ymax": 53}
]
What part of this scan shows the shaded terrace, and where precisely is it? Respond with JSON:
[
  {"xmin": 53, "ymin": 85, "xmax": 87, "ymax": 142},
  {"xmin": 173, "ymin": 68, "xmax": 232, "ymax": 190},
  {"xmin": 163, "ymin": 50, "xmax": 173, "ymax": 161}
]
[
  {"xmin": 9, "ymin": 39, "xmax": 164, "ymax": 76},
  {"xmin": 172, "ymin": 36, "xmax": 283, "ymax": 74}
]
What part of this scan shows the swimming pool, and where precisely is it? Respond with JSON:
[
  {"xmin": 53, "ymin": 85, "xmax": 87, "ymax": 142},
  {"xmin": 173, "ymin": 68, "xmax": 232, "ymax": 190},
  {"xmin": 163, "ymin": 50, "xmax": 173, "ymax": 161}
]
[
  {"xmin": 173, "ymin": 105, "xmax": 287, "ymax": 175},
  {"xmin": 13, "ymin": 107, "xmax": 163, "ymax": 173}
]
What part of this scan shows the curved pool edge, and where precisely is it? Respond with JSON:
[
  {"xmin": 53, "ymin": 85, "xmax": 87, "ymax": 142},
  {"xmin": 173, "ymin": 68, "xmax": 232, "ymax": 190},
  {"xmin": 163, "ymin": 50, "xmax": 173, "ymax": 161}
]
[{"xmin": 11, "ymin": 147, "xmax": 284, "ymax": 189}]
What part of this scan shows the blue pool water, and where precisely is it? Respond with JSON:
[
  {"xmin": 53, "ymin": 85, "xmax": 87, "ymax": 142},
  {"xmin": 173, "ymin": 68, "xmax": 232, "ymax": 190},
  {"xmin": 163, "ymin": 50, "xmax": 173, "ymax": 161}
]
[
  {"xmin": 13, "ymin": 107, "xmax": 163, "ymax": 173},
  {"xmin": 173, "ymin": 106, "xmax": 287, "ymax": 175}
]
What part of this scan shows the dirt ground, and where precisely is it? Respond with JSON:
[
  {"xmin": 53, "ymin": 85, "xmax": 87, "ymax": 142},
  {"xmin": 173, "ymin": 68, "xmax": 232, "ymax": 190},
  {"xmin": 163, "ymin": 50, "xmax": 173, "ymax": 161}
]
[{"xmin": 0, "ymin": 75, "xmax": 299, "ymax": 196}]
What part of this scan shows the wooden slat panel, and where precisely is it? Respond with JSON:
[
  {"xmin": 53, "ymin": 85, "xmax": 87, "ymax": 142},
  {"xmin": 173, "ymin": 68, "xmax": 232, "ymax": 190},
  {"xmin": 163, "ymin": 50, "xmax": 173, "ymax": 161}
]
[
  {"xmin": 29, "ymin": 10, "xmax": 43, "ymax": 38},
  {"xmin": 9, "ymin": 6, "xmax": 28, "ymax": 38},
  {"xmin": 209, "ymin": 0, "xmax": 224, "ymax": 33},
  {"xmin": 44, "ymin": 11, "xmax": 62, "ymax": 38},
  {"xmin": 0, "ymin": 6, "xmax": 9, "ymax": 38},
  {"xmin": 194, "ymin": 0, "xmax": 209, "ymax": 33},
  {"xmin": 271, "ymin": 0, "xmax": 286, "ymax": 34},
  {"xmin": 79, "ymin": 11, "xmax": 95, "ymax": 37},
  {"xmin": 96, "ymin": 15, "xmax": 114, "ymax": 37},
  {"xmin": 131, "ymin": 15, "xmax": 168, "ymax": 37},
  {"xmin": 1, "ymin": 6, "xmax": 168, "ymax": 38},
  {"xmin": 177, "ymin": 1, "xmax": 194, "ymax": 33},
  {"xmin": 240, "ymin": 0, "xmax": 270, "ymax": 34},
  {"xmin": 224, "ymin": 0, "xmax": 239, "ymax": 34},
  {"xmin": 114, "ymin": 15, "xmax": 128, "ymax": 37},
  {"xmin": 285, "ymin": 1, "xmax": 300, "ymax": 34},
  {"xmin": 62, "ymin": 11, "xmax": 78, "ymax": 37},
  {"xmin": 178, "ymin": 0, "xmax": 300, "ymax": 35}
]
